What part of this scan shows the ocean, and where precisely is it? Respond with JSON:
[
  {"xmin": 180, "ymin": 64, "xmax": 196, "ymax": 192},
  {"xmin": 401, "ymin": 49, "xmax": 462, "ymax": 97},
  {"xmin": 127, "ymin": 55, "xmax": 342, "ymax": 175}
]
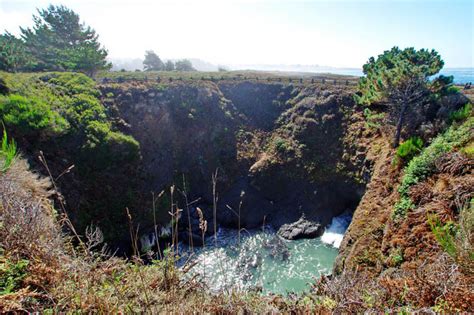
[{"xmin": 322, "ymin": 68, "xmax": 473, "ymax": 84}]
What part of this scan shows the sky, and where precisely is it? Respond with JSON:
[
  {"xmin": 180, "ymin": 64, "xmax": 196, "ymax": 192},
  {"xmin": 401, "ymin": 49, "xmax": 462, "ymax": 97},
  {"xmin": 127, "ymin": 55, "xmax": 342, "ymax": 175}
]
[{"xmin": 0, "ymin": 0, "xmax": 473, "ymax": 69}]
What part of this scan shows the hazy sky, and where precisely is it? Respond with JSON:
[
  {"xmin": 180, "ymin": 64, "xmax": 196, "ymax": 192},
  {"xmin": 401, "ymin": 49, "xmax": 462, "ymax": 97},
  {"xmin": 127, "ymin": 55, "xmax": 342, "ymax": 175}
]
[{"xmin": 1, "ymin": 0, "xmax": 473, "ymax": 68}]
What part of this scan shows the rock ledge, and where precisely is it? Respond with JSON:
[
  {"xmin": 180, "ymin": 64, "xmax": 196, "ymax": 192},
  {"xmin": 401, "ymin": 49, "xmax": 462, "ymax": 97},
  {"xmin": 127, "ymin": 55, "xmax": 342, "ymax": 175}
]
[{"xmin": 277, "ymin": 215, "xmax": 324, "ymax": 240}]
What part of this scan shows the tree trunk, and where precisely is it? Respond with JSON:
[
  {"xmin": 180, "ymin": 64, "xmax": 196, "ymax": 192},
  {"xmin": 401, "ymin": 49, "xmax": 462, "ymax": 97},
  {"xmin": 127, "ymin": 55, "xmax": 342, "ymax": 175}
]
[{"xmin": 393, "ymin": 102, "xmax": 408, "ymax": 148}]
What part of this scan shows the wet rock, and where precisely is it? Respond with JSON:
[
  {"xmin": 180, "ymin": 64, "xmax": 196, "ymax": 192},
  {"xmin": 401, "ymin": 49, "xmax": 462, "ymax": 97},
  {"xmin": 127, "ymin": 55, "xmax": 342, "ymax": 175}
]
[{"xmin": 277, "ymin": 215, "xmax": 324, "ymax": 240}]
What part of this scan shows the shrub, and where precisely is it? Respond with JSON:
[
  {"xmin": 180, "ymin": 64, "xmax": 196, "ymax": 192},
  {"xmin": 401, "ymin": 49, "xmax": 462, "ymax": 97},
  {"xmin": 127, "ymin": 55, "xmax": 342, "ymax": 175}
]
[
  {"xmin": 65, "ymin": 93, "xmax": 106, "ymax": 129},
  {"xmin": 363, "ymin": 108, "xmax": 384, "ymax": 129},
  {"xmin": 46, "ymin": 72, "xmax": 98, "ymax": 95},
  {"xmin": 396, "ymin": 137, "xmax": 423, "ymax": 163},
  {"xmin": 431, "ymin": 198, "xmax": 474, "ymax": 272},
  {"xmin": 395, "ymin": 117, "xmax": 473, "ymax": 219},
  {"xmin": 0, "ymin": 94, "xmax": 68, "ymax": 134},
  {"xmin": 0, "ymin": 258, "xmax": 29, "ymax": 295},
  {"xmin": 0, "ymin": 128, "xmax": 17, "ymax": 172},
  {"xmin": 428, "ymin": 215, "xmax": 457, "ymax": 258},
  {"xmin": 457, "ymin": 199, "xmax": 474, "ymax": 269},
  {"xmin": 83, "ymin": 121, "xmax": 140, "ymax": 167},
  {"xmin": 393, "ymin": 197, "xmax": 414, "ymax": 219},
  {"xmin": 449, "ymin": 103, "xmax": 472, "ymax": 123},
  {"xmin": 274, "ymin": 137, "xmax": 288, "ymax": 152},
  {"xmin": 398, "ymin": 117, "xmax": 473, "ymax": 198},
  {"xmin": 389, "ymin": 248, "xmax": 404, "ymax": 266}
]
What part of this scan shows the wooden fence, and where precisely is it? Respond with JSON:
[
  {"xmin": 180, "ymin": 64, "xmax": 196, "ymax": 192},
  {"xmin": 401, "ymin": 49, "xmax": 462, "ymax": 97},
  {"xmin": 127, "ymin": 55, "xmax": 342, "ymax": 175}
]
[{"xmin": 99, "ymin": 75, "xmax": 359, "ymax": 86}]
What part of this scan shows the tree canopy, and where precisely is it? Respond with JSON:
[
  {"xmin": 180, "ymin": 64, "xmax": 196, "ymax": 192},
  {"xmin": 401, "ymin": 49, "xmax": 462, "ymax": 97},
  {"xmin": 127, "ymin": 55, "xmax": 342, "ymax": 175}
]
[
  {"xmin": 174, "ymin": 59, "xmax": 196, "ymax": 72},
  {"xmin": 0, "ymin": 5, "xmax": 110, "ymax": 76},
  {"xmin": 164, "ymin": 60, "xmax": 175, "ymax": 71},
  {"xmin": 0, "ymin": 32, "xmax": 31, "ymax": 72},
  {"xmin": 143, "ymin": 50, "xmax": 164, "ymax": 71},
  {"xmin": 356, "ymin": 47, "xmax": 447, "ymax": 147}
]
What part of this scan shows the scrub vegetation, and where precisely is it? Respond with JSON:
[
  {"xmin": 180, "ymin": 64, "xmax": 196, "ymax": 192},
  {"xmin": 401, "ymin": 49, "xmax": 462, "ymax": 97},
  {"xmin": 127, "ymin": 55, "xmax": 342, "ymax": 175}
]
[{"xmin": 1, "ymin": 4, "xmax": 473, "ymax": 313}]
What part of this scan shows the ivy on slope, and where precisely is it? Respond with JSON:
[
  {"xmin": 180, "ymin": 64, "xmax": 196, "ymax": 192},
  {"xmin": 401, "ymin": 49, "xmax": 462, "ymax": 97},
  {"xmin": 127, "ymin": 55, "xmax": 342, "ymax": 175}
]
[{"xmin": 393, "ymin": 115, "xmax": 473, "ymax": 218}]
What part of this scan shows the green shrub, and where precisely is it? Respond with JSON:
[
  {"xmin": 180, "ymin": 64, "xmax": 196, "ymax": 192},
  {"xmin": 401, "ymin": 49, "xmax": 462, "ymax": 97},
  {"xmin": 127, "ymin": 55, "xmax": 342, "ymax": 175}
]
[
  {"xmin": 428, "ymin": 215, "xmax": 458, "ymax": 258},
  {"xmin": 46, "ymin": 72, "xmax": 99, "ymax": 97},
  {"xmin": 398, "ymin": 117, "xmax": 473, "ymax": 198},
  {"xmin": 455, "ymin": 199, "xmax": 474, "ymax": 267},
  {"xmin": 445, "ymin": 85, "xmax": 460, "ymax": 95},
  {"xmin": 427, "ymin": 199, "xmax": 473, "ymax": 272},
  {"xmin": 389, "ymin": 248, "xmax": 404, "ymax": 266},
  {"xmin": 83, "ymin": 121, "xmax": 140, "ymax": 167},
  {"xmin": 363, "ymin": 107, "xmax": 385, "ymax": 129},
  {"xmin": 273, "ymin": 137, "xmax": 293, "ymax": 154},
  {"xmin": 66, "ymin": 94, "xmax": 106, "ymax": 129},
  {"xmin": 449, "ymin": 103, "xmax": 472, "ymax": 123},
  {"xmin": 395, "ymin": 117, "xmax": 473, "ymax": 219},
  {"xmin": 0, "ymin": 259, "xmax": 29, "ymax": 295},
  {"xmin": 0, "ymin": 128, "xmax": 17, "ymax": 172},
  {"xmin": 0, "ymin": 94, "xmax": 68, "ymax": 134},
  {"xmin": 396, "ymin": 136, "xmax": 423, "ymax": 163},
  {"xmin": 393, "ymin": 197, "xmax": 414, "ymax": 219}
]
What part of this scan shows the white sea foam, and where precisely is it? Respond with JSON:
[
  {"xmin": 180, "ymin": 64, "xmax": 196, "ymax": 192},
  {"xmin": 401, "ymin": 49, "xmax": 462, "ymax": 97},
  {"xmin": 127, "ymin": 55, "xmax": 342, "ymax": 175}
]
[{"xmin": 321, "ymin": 212, "xmax": 352, "ymax": 248}]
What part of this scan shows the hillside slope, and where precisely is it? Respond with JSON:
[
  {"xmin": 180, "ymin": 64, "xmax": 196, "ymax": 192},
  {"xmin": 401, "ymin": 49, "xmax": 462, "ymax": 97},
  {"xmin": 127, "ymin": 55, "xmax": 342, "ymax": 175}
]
[{"xmin": 1, "ymin": 71, "xmax": 472, "ymax": 312}]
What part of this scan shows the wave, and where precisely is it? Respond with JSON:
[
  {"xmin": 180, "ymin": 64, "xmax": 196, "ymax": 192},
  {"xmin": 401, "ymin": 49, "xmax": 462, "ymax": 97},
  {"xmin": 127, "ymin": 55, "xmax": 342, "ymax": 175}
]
[{"xmin": 321, "ymin": 212, "xmax": 352, "ymax": 248}]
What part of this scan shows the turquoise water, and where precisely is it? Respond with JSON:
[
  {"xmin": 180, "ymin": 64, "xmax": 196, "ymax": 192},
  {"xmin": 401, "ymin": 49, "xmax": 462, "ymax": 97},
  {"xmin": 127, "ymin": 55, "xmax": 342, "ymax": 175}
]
[{"xmin": 178, "ymin": 214, "xmax": 350, "ymax": 295}]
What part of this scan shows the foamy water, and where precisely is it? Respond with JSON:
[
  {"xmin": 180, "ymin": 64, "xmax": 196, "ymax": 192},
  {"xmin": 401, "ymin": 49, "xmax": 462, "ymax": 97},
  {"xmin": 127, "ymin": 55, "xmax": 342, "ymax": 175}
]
[
  {"xmin": 178, "ymin": 213, "xmax": 352, "ymax": 294},
  {"xmin": 320, "ymin": 212, "xmax": 352, "ymax": 248}
]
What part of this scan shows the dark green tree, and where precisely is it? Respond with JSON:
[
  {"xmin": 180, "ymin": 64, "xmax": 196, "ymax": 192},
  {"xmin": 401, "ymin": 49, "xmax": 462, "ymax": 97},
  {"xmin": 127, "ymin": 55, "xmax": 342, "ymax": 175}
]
[
  {"xmin": 356, "ymin": 47, "xmax": 444, "ymax": 147},
  {"xmin": 143, "ymin": 50, "xmax": 164, "ymax": 71},
  {"xmin": 164, "ymin": 60, "xmax": 175, "ymax": 71},
  {"xmin": 19, "ymin": 5, "xmax": 110, "ymax": 75},
  {"xmin": 174, "ymin": 59, "xmax": 196, "ymax": 72},
  {"xmin": 0, "ymin": 32, "xmax": 30, "ymax": 72}
]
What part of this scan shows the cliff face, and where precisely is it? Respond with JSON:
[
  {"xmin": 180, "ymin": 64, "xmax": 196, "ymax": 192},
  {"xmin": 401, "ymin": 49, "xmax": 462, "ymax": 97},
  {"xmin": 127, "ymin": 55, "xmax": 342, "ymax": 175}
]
[
  {"xmin": 331, "ymin": 104, "xmax": 473, "ymax": 311},
  {"xmin": 2, "ymin": 71, "xmax": 472, "ymax": 311},
  {"xmin": 7, "ymin": 72, "xmax": 367, "ymax": 247},
  {"xmin": 98, "ymin": 80, "xmax": 365, "ymax": 236}
]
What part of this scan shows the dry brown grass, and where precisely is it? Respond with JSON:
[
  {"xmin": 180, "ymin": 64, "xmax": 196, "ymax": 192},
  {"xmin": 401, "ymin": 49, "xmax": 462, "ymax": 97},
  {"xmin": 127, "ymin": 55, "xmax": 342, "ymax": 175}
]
[
  {"xmin": 1, "ymin": 147, "xmax": 472, "ymax": 313},
  {"xmin": 0, "ymin": 155, "xmax": 309, "ymax": 313}
]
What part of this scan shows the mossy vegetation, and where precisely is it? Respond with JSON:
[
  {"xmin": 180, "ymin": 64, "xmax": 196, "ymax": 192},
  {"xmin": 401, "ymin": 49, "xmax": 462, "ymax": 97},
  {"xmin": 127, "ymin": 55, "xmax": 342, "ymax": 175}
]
[
  {"xmin": 1, "ymin": 72, "xmax": 141, "ymax": 175},
  {"xmin": 0, "ymin": 71, "xmax": 141, "ymax": 243},
  {"xmin": 395, "ymin": 115, "xmax": 473, "ymax": 218}
]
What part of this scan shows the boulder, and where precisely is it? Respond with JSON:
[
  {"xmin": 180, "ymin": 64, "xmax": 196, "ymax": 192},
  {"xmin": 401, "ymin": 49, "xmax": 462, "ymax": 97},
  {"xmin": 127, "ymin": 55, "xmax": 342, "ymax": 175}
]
[{"xmin": 277, "ymin": 215, "xmax": 324, "ymax": 240}]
